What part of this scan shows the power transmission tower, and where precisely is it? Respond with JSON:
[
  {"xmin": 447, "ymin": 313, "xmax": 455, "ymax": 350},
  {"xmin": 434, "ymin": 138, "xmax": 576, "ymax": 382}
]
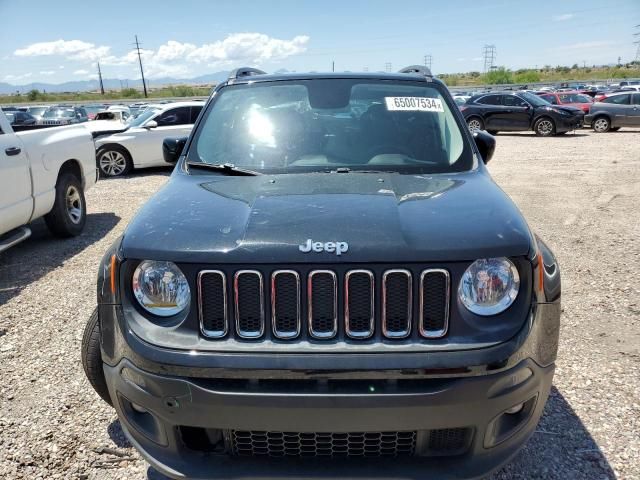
[
  {"xmin": 483, "ymin": 45, "xmax": 496, "ymax": 73},
  {"xmin": 424, "ymin": 54, "xmax": 432, "ymax": 70},
  {"xmin": 96, "ymin": 61, "xmax": 104, "ymax": 95},
  {"xmin": 385, "ymin": 62, "xmax": 392, "ymax": 72},
  {"xmin": 634, "ymin": 24, "xmax": 640, "ymax": 63},
  {"xmin": 133, "ymin": 34, "xmax": 148, "ymax": 98}
]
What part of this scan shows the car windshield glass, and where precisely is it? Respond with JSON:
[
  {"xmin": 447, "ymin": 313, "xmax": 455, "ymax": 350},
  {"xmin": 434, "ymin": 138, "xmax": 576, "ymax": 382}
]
[
  {"xmin": 44, "ymin": 108, "xmax": 75, "ymax": 118},
  {"xmin": 127, "ymin": 108, "xmax": 160, "ymax": 127},
  {"xmin": 192, "ymin": 79, "xmax": 472, "ymax": 174},
  {"xmin": 5, "ymin": 113, "xmax": 15, "ymax": 122},
  {"xmin": 28, "ymin": 107, "xmax": 47, "ymax": 115},
  {"xmin": 518, "ymin": 92, "xmax": 549, "ymax": 107}
]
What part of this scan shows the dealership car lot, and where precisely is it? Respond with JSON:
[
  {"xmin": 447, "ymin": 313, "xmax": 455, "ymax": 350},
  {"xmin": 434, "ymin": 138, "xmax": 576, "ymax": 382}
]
[{"xmin": 0, "ymin": 129, "xmax": 638, "ymax": 479}]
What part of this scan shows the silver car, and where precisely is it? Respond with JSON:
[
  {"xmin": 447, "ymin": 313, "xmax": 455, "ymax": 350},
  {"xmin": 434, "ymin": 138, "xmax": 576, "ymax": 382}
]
[{"xmin": 585, "ymin": 92, "xmax": 640, "ymax": 132}]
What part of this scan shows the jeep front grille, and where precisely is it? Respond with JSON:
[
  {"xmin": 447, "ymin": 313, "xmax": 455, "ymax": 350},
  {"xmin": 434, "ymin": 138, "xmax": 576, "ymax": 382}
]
[{"xmin": 198, "ymin": 267, "xmax": 450, "ymax": 341}]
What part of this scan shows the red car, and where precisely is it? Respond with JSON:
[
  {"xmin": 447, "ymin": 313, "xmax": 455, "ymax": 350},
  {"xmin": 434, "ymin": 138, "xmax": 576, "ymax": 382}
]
[{"xmin": 537, "ymin": 91, "xmax": 593, "ymax": 113}]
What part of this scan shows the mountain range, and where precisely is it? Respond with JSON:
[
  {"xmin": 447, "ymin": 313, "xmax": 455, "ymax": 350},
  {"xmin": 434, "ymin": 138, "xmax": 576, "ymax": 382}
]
[{"xmin": 0, "ymin": 71, "xmax": 232, "ymax": 95}]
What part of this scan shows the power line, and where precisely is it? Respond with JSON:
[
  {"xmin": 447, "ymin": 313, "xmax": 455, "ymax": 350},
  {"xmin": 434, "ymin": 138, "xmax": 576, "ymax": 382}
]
[
  {"xmin": 384, "ymin": 62, "xmax": 392, "ymax": 72},
  {"xmin": 483, "ymin": 45, "xmax": 496, "ymax": 73},
  {"xmin": 133, "ymin": 34, "xmax": 148, "ymax": 98}
]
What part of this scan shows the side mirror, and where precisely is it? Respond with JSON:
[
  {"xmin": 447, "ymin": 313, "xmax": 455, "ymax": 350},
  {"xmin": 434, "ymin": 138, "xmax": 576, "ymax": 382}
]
[
  {"xmin": 162, "ymin": 136, "xmax": 188, "ymax": 164},
  {"xmin": 144, "ymin": 120, "xmax": 158, "ymax": 129},
  {"xmin": 473, "ymin": 130, "xmax": 496, "ymax": 164}
]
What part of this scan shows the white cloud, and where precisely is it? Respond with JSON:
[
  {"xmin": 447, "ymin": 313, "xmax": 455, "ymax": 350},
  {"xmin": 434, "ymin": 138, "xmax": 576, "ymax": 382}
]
[
  {"xmin": 155, "ymin": 40, "xmax": 197, "ymax": 61},
  {"xmin": 73, "ymin": 69, "xmax": 90, "ymax": 75},
  {"xmin": 39, "ymin": 70, "xmax": 55, "ymax": 76},
  {"xmin": 552, "ymin": 13, "xmax": 574, "ymax": 22},
  {"xmin": 3, "ymin": 73, "xmax": 33, "ymax": 82},
  {"xmin": 14, "ymin": 39, "xmax": 111, "ymax": 62},
  {"xmin": 188, "ymin": 33, "xmax": 309, "ymax": 64}
]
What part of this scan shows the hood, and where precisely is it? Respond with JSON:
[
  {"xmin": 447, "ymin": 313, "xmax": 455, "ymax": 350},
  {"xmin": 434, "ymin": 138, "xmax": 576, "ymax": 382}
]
[
  {"xmin": 121, "ymin": 171, "xmax": 534, "ymax": 264},
  {"xmin": 552, "ymin": 105, "xmax": 583, "ymax": 115}
]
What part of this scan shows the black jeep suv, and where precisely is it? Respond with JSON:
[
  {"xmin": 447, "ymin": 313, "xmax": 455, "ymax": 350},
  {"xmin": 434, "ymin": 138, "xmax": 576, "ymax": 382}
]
[
  {"xmin": 82, "ymin": 66, "xmax": 561, "ymax": 480},
  {"xmin": 461, "ymin": 91, "xmax": 584, "ymax": 136}
]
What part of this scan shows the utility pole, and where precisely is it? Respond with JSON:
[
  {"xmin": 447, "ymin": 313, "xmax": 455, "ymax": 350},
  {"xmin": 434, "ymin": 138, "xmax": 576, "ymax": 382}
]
[
  {"xmin": 482, "ymin": 45, "xmax": 496, "ymax": 73},
  {"xmin": 634, "ymin": 24, "xmax": 640, "ymax": 63},
  {"xmin": 332, "ymin": 61, "xmax": 335, "ymax": 72},
  {"xmin": 97, "ymin": 61, "xmax": 104, "ymax": 95},
  {"xmin": 424, "ymin": 54, "xmax": 432, "ymax": 70},
  {"xmin": 385, "ymin": 62, "xmax": 392, "ymax": 72},
  {"xmin": 134, "ymin": 34, "xmax": 148, "ymax": 98}
]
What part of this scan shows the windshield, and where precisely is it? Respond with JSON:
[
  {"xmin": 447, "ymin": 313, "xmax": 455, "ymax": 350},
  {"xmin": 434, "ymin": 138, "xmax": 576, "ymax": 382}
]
[
  {"xmin": 559, "ymin": 93, "xmax": 592, "ymax": 103},
  {"xmin": 127, "ymin": 107, "xmax": 160, "ymax": 127},
  {"xmin": 192, "ymin": 79, "xmax": 472, "ymax": 174},
  {"xmin": 43, "ymin": 108, "xmax": 75, "ymax": 118},
  {"xmin": 517, "ymin": 92, "xmax": 550, "ymax": 107},
  {"xmin": 5, "ymin": 113, "xmax": 15, "ymax": 122},
  {"xmin": 27, "ymin": 107, "xmax": 47, "ymax": 116}
]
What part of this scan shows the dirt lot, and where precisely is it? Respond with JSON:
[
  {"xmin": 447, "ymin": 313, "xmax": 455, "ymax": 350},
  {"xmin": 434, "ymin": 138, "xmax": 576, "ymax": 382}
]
[{"xmin": 0, "ymin": 129, "xmax": 639, "ymax": 480}]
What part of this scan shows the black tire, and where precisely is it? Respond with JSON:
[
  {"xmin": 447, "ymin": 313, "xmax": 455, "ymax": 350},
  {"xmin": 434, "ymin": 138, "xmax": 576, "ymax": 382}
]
[
  {"xmin": 97, "ymin": 145, "xmax": 133, "ymax": 178},
  {"xmin": 592, "ymin": 116, "xmax": 611, "ymax": 133},
  {"xmin": 81, "ymin": 308, "xmax": 113, "ymax": 406},
  {"xmin": 466, "ymin": 116, "xmax": 484, "ymax": 132},
  {"xmin": 44, "ymin": 173, "xmax": 86, "ymax": 237},
  {"xmin": 534, "ymin": 117, "xmax": 555, "ymax": 137},
  {"xmin": 487, "ymin": 130, "xmax": 499, "ymax": 135}
]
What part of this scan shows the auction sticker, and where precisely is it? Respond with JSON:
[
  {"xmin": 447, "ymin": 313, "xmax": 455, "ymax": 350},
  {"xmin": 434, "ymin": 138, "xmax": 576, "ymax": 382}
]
[{"xmin": 385, "ymin": 97, "xmax": 444, "ymax": 112}]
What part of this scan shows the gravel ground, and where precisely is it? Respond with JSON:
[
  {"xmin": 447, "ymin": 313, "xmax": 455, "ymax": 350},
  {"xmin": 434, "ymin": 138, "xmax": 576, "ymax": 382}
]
[{"xmin": 0, "ymin": 128, "xmax": 639, "ymax": 480}]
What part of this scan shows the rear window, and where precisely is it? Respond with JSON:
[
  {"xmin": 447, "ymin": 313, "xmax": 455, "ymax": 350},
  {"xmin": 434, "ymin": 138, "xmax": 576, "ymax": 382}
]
[{"xmin": 192, "ymin": 79, "xmax": 473, "ymax": 174}]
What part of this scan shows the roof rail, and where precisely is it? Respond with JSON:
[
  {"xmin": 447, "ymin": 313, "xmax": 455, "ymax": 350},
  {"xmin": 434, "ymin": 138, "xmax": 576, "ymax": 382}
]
[
  {"xmin": 398, "ymin": 65, "xmax": 433, "ymax": 79},
  {"xmin": 228, "ymin": 67, "xmax": 267, "ymax": 80}
]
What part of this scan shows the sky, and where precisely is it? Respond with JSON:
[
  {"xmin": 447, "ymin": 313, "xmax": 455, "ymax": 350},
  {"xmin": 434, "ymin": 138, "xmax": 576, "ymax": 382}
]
[{"xmin": 0, "ymin": 0, "xmax": 638, "ymax": 86}]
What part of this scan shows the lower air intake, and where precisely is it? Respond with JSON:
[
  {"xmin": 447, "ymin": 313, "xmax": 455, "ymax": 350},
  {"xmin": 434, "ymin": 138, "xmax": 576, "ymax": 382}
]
[{"xmin": 231, "ymin": 430, "xmax": 417, "ymax": 458}]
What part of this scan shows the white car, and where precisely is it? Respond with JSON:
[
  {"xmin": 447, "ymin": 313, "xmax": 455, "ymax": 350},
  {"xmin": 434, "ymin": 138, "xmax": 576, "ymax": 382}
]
[
  {"xmin": 0, "ymin": 110, "xmax": 97, "ymax": 252},
  {"xmin": 94, "ymin": 101, "xmax": 204, "ymax": 177}
]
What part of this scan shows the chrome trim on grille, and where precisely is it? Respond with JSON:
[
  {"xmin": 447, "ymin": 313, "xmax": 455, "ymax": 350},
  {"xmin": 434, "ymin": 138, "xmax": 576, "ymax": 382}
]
[
  {"xmin": 308, "ymin": 270, "xmax": 338, "ymax": 339},
  {"xmin": 234, "ymin": 270, "xmax": 265, "ymax": 339},
  {"xmin": 197, "ymin": 270, "xmax": 228, "ymax": 338},
  {"xmin": 419, "ymin": 269, "xmax": 450, "ymax": 339},
  {"xmin": 381, "ymin": 269, "xmax": 413, "ymax": 339},
  {"xmin": 344, "ymin": 269, "xmax": 375, "ymax": 339},
  {"xmin": 271, "ymin": 270, "xmax": 301, "ymax": 339}
]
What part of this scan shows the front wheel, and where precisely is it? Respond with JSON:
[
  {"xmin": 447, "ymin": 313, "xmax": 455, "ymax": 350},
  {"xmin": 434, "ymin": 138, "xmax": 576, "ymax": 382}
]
[
  {"xmin": 97, "ymin": 146, "xmax": 132, "ymax": 177},
  {"xmin": 592, "ymin": 116, "xmax": 611, "ymax": 133},
  {"xmin": 81, "ymin": 308, "xmax": 113, "ymax": 406},
  {"xmin": 534, "ymin": 117, "xmax": 555, "ymax": 137},
  {"xmin": 467, "ymin": 117, "xmax": 484, "ymax": 132},
  {"xmin": 44, "ymin": 173, "xmax": 86, "ymax": 237}
]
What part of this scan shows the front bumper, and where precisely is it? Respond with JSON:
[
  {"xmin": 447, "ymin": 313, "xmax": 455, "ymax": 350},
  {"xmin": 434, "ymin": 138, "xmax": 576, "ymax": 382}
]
[
  {"xmin": 106, "ymin": 358, "xmax": 553, "ymax": 480},
  {"xmin": 99, "ymin": 301, "xmax": 560, "ymax": 479},
  {"xmin": 555, "ymin": 115, "xmax": 584, "ymax": 132}
]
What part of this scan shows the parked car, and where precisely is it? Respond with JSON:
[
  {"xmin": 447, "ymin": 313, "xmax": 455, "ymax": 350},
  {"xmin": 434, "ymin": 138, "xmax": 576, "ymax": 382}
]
[
  {"xmin": 25, "ymin": 105, "xmax": 49, "ymax": 122},
  {"xmin": 536, "ymin": 91, "xmax": 593, "ymax": 114},
  {"xmin": 453, "ymin": 95, "xmax": 470, "ymax": 106},
  {"xmin": 0, "ymin": 110, "xmax": 97, "ymax": 252},
  {"xmin": 40, "ymin": 106, "xmax": 88, "ymax": 125},
  {"xmin": 94, "ymin": 101, "xmax": 204, "ymax": 177},
  {"xmin": 5, "ymin": 111, "xmax": 37, "ymax": 126},
  {"xmin": 586, "ymin": 92, "xmax": 640, "ymax": 132},
  {"xmin": 93, "ymin": 110, "xmax": 131, "ymax": 122},
  {"xmin": 461, "ymin": 91, "xmax": 584, "ymax": 136},
  {"xmin": 83, "ymin": 104, "xmax": 105, "ymax": 120},
  {"xmin": 81, "ymin": 66, "xmax": 561, "ymax": 480}
]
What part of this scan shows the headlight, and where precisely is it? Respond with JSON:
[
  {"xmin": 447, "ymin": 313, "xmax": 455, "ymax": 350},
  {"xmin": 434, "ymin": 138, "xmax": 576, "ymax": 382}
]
[
  {"xmin": 553, "ymin": 108, "xmax": 571, "ymax": 116},
  {"xmin": 132, "ymin": 261, "xmax": 190, "ymax": 317},
  {"xmin": 458, "ymin": 258, "xmax": 520, "ymax": 316}
]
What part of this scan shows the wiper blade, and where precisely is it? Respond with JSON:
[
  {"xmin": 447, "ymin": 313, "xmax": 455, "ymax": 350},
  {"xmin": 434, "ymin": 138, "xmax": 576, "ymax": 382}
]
[{"xmin": 187, "ymin": 162, "xmax": 261, "ymax": 176}]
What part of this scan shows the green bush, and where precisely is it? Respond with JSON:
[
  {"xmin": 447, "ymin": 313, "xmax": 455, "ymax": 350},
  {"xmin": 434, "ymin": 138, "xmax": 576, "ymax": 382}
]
[{"xmin": 484, "ymin": 67, "xmax": 513, "ymax": 84}]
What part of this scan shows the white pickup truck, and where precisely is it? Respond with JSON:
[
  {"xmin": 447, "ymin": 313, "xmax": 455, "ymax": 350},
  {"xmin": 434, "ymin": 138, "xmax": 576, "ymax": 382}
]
[{"xmin": 0, "ymin": 110, "xmax": 97, "ymax": 252}]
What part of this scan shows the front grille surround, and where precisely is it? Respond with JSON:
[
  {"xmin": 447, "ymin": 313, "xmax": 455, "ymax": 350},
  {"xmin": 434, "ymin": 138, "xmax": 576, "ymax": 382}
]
[
  {"xmin": 307, "ymin": 270, "xmax": 338, "ymax": 339},
  {"xmin": 197, "ymin": 270, "xmax": 228, "ymax": 338},
  {"xmin": 234, "ymin": 270, "xmax": 265, "ymax": 339},
  {"xmin": 344, "ymin": 270, "xmax": 375, "ymax": 339},
  {"xmin": 271, "ymin": 270, "xmax": 301, "ymax": 339},
  {"xmin": 419, "ymin": 269, "xmax": 450, "ymax": 338},
  {"xmin": 381, "ymin": 269, "xmax": 413, "ymax": 339}
]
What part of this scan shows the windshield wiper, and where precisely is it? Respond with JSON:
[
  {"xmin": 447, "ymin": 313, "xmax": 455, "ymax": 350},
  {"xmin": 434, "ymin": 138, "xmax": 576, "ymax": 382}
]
[{"xmin": 186, "ymin": 162, "xmax": 261, "ymax": 176}]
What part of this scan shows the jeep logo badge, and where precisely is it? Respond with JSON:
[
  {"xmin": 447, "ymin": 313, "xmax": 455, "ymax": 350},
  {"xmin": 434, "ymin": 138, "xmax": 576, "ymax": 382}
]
[{"xmin": 299, "ymin": 239, "xmax": 349, "ymax": 256}]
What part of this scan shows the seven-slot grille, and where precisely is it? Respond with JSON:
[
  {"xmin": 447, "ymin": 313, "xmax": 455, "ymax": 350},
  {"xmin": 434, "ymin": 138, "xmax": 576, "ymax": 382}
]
[{"xmin": 198, "ymin": 268, "xmax": 450, "ymax": 341}]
